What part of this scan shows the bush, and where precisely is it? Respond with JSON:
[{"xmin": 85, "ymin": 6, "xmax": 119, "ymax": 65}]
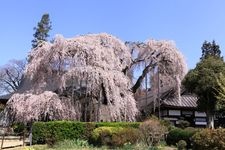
[
  {"xmin": 177, "ymin": 120, "xmax": 190, "ymax": 129},
  {"xmin": 96, "ymin": 122, "xmax": 140, "ymax": 128},
  {"xmin": 91, "ymin": 127, "xmax": 122, "ymax": 146},
  {"xmin": 32, "ymin": 121, "xmax": 140, "ymax": 145},
  {"xmin": 32, "ymin": 121, "xmax": 85, "ymax": 145},
  {"xmin": 111, "ymin": 127, "xmax": 140, "ymax": 147},
  {"xmin": 32, "ymin": 122, "xmax": 48, "ymax": 144},
  {"xmin": 147, "ymin": 115, "xmax": 174, "ymax": 131},
  {"xmin": 91, "ymin": 127, "xmax": 140, "ymax": 147},
  {"xmin": 139, "ymin": 119, "xmax": 167, "ymax": 146},
  {"xmin": 166, "ymin": 127, "xmax": 198, "ymax": 148},
  {"xmin": 12, "ymin": 123, "xmax": 27, "ymax": 135},
  {"xmin": 192, "ymin": 128, "xmax": 225, "ymax": 150},
  {"xmin": 177, "ymin": 140, "xmax": 187, "ymax": 150},
  {"xmin": 82, "ymin": 122, "xmax": 96, "ymax": 141},
  {"xmin": 160, "ymin": 119, "xmax": 174, "ymax": 131}
]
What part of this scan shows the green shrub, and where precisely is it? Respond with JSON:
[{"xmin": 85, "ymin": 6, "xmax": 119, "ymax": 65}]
[
  {"xmin": 160, "ymin": 119, "xmax": 174, "ymax": 131},
  {"xmin": 91, "ymin": 127, "xmax": 123, "ymax": 146},
  {"xmin": 32, "ymin": 121, "xmax": 140, "ymax": 146},
  {"xmin": 12, "ymin": 123, "xmax": 27, "ymax": 135},
  {"xmin": 177, "ymin": 120, "xmax": 190, "ymax": 129},
  {"xmin": 147, "ymin": 115, "xmax": 174, "ymax": 131},
  {"xmin": 45, "ymin": 131, "xmax": 57, "ymax": 147},
  {"xmin": 91, "ymin": 127, "xmax": 140, "ymax": 147},
  {"xmin": 82, "ymin": 122, "xmax": 96, "ymax": 140},
  {"xmin": 177, "ymin": 140, "xmax": 187, "ymax": 150},
  {"xmin": 192, "ymin": 128, "xmax": 225, "ymax": 150},
  {"xmin": 184, "ymin": 127, "xmax": 199, "ymax": 133},
  {"xmin": 32, "ymin": 122, "xmax": 48, "ymax": 144},
  {"xmin": 111, "ymin": 127, "xmax": 140, "ymax": 147},
  {"xmin": 166, "ymin": 127, "xmax": 198, "ymax": 148},
  {"xmin": 32, "ymin": 121, "xmax": 85, "ymax": 145},
  {"xmin": 96, "ymin": 122, "xmax": 140, "ymax": 128}
]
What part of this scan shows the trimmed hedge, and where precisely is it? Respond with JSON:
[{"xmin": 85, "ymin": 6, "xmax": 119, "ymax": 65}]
[
  {"xmin": 96, "ymin": 122, "xmax": 140, "ymax": 128},
  {"xmin": 32, "ymin": 121, "xmax": 140, "ymax": 145},
  {"xmin": 32, "ymin": 121, "xmax": 86, "ymax": 145}
]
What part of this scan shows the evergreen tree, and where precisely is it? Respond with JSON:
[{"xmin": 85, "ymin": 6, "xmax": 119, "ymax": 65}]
[
  {"xmin": 201, "ymin": 40, "xmax": 221, "ymax": 60},
  {"xmin": 183, "ymin": 56, "xmax": 225, "ymax": 129},
  {"xmin": 183, "ymin": 40, "xmax": 225, "ymax": 128},
  {"xmin": 216, "ymin": 73, "xmax": 225, "ymax": 111},
  {"xmin": 31, "ymin": 13, "xmax": 52, "ymax": 48}
]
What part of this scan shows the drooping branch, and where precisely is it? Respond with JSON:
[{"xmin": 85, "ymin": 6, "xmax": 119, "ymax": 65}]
[
  {"xmin": 131, "ymin": 61, "xmax": 156, "ymax": 93},
  {"xmin": 127, "ymin": 40, "xmax": 187, "ymax": 95},
  {"xmin": 1, "ymin": 33, "xmax": 188, "ymax": 125},
  {"xmin": 2, "ymin": 33, "xmax": 138, "ymax": 125}
]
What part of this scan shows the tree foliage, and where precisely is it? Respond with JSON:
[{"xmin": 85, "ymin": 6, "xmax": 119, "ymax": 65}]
[
  {"xmin": 1, "ymin": 33, "xmax": 187, "ymax": 125},
  {"xmin": 182, "ymin": 56, "xmax": 225, "ymax": 128},
  {"xmin": 201, "ymin": 40, "xmax": 221, "ymax": 60},
  {"xmin": 31, "ymin": 13, "xmax": 52, "ymax": 49},
  {"xmin": 127, "ymin": 40, "xmax": 187, "ymax": 94},
  {"xmin": 215, "ymin": 73, "xmax": 225, "ymax": 110},
  {"xmin": 183, "ymin": 56, "xmax": 225, "ymax": 110},
  {"xmin": 4, "ymin": 34, "xmax": 138, "ymax": 124},
  {"xmin": 183, "ymin": 40, "xmax": 225, "ymax": 128}
]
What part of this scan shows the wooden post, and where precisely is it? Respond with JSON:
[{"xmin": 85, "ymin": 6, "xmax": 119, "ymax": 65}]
[
  {"xmin": 23, "ymin": 131, "xmax": 25, "ymax": 146},
  {"xmin": 1, "ymin": 134, "xmax": 5, "ymax": 149}
]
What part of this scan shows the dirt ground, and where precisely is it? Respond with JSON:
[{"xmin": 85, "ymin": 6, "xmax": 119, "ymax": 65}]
[
  {"xmin": 0, "ymin": 140, "xmax": 23, "ymax": 149},
  {"xmin": 0, "ymin": 136, "xmax": 29, "ymax": 150}
]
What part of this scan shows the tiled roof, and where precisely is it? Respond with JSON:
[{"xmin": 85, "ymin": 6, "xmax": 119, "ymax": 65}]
[{"xmin": 162, "ymin": 94, "xmax": 197, "ymax": 108}]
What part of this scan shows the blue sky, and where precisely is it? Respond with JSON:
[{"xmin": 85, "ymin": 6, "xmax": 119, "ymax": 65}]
[{"xmin": 1, "ymin": 1, "xmax": 225, "ymax": 69}]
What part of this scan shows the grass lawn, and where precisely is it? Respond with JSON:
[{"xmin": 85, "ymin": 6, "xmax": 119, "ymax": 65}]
[{"xmin": 7, "ymin": 144, "xmax": 177, "ymax": 150}]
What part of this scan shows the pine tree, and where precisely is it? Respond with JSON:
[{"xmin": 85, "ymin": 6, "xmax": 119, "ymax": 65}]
[
  {"xmin": 31, "ymin": 13, "xmax": 52, "ymax": 48},
  {"xmin": 201, "ymin": 40, "xmax": 221, "ymax": 60}
]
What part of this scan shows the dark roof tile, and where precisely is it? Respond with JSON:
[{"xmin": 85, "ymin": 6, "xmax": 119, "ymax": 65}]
[{"xmin": 162, "ymin": 95, "xmax": 197, "ymax": 108}]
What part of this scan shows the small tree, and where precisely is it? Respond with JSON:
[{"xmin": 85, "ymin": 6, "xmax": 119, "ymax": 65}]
[
  {"xmin": 139, "ymin": 118, "xmax": 167, "ymax": 146},
  {"xmin": 32, "ymin": 13, "xmax": 52, "ymax": 49}
]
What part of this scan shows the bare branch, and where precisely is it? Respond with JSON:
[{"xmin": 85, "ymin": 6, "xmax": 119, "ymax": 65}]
[{"xmin": 0, "ymin": 60, "xmax": 25, "ymax": 94}]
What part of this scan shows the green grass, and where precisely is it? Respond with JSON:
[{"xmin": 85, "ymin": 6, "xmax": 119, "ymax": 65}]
[{"xmin": 22, "ymin": 140, "xmax": 176, "ymax": 150}]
